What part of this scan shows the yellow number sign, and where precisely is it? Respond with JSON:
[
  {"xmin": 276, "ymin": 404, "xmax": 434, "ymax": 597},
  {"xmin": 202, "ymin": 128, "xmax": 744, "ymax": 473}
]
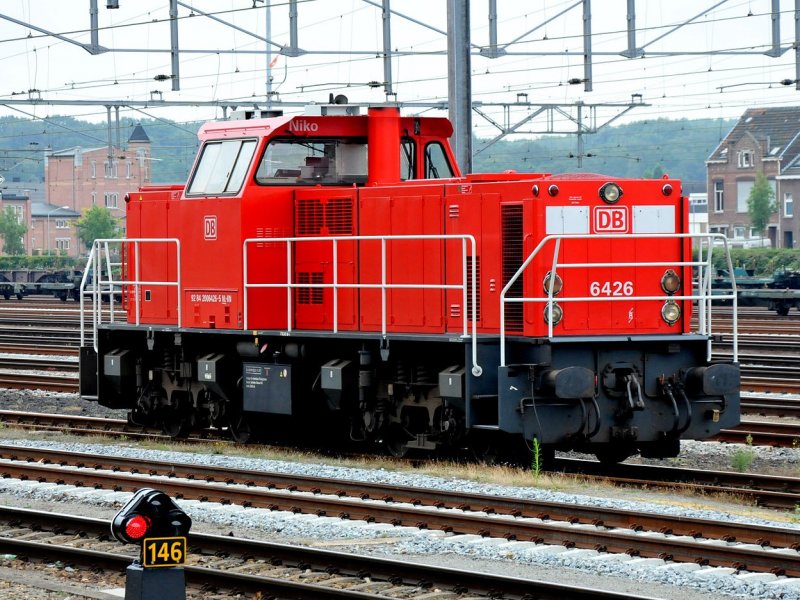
[{"xmin": 142, "ymin": 536, "xmax": 187, "ymax": 568}]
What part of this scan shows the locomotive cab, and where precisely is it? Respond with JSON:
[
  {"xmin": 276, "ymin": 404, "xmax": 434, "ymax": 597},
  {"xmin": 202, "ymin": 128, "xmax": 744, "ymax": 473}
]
[{"xmin": 79, "ymin": 102, "xmax": 740, "ymax": 463}]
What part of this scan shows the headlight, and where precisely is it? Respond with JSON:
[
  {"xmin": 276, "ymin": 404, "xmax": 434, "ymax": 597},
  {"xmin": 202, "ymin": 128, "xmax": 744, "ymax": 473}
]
[
  {"xmin": 543, "ymin": 302, "xmax": 563, "ymax": 325},
  {"xmin": 661, "ymin": 269, "xmax": 681, "ymax": 295},
  {"xmin": 599, "ymin": 182, "xmax": 623, "ymax": 204},
  {"xmin": 543, "ymin": 271, "xmax": 563, "ymax": 296},
  {"xmin": 661, "ymin": 300, "xmax": 681, "ymax": 325}
]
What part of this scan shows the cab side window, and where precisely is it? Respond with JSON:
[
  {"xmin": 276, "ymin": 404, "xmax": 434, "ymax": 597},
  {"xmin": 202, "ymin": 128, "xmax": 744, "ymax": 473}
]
[
  {"xmin": 256, "ymin": 138, "xmax": 368, "ymax": 186},
  {"xmin": 424, "ymin": 142, "xmax": 454, "ymax": 179},
  {"xmin": 401, "ymin": 139, "xmax": 416, "ymax": 180}
]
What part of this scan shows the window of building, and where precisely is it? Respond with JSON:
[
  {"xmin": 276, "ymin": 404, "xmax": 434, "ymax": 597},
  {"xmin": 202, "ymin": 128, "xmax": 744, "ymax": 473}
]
[
  {"xmin": 709, "ymin": 225, "xmax": 728, "ymax": 236},
  {"xmin": 126, "ymin": 161, "xmax": 132, "ymax": 179},
  {"xmin": 733, "ymin": 226, "xmax": 746, "ymax": 239},
  {"xmin": 12, "ymin": 205, "xmax": 23, "ymax": 224},
  {"xmin": 55, "ymin": 219, "xmax": 68, "ymax": 229},
  {"xmin": 91, "ymin": 191, "xmax": 97, "ymax": 205},
  {"xmin": 90, "ymin": 160, "xmax": 96, "ymax": 179},
  {"xmin": 736, "ymin": 180, "xmax": 753, "ymax": 213},
  {"xmin": 750, "ymin": 227, "xmax": 761, "ymax": 238},
  {"xmin": 104, "ymin": 192, "xmax": 118, "ymax": 209},
  {"xmin": 55, "ymin": 238, "xmax": 70, "ymax": 251},
  {"xmin": 738, "ymin": 150, "xmax": 754, "ymax": 168},
  {"xmin": 785, "ymin": 192, "xmax": 794, "ymax": 217},
  {"xmin": 104, "ymin": 160, "xmax": 118, "ymax": 179},
  {"xmin": 714, "ymin": 180, "xmax": 724, "ymax": 212}
]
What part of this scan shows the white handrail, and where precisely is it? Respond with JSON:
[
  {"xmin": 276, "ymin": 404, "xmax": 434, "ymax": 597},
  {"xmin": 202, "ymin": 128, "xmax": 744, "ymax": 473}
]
[
  {"xmin": 80, "ymin": 238, "xmax": 181, "ymax": 352},
  {"xmin": 499, "ymin": 232, "xmax": 738, "ymax": 367},
  {"xmin": 243, "ymin": 234, "xmax": 482, "ymax": 376}
]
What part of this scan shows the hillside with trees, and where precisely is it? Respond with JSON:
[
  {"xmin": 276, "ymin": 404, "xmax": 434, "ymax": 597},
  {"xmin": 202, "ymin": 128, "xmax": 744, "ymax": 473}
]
[
  {"xmin": 473, "ymin": 117, "xmax": 735, "ymax": 187},
  {"xmin": 0, "ymin": 115, "xmax": 201, "ymax": 186},
  {"xmin": 0, "ymin": 114, "xmax": 735, "ymax": 189}
]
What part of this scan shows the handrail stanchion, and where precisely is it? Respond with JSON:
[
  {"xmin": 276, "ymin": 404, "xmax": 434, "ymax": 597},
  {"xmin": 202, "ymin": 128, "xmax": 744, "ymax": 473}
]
[
  {"xmin": 333, "ymin": 239, "xmax": 339, "ymax": 333},
  {"xmin": 242, "ymin": 242, "xmax": 249, "ymax": 330},
  {"xmin": 462, "ymin": 237, "xmax": 468, "ymax": 338},
  {"xmin": 381, "ymin": 238, "xmax": 387, "ymax": 340},
  {"xmin": 286, "ymin": 240, "xmax": 293, "ymax": 332}
]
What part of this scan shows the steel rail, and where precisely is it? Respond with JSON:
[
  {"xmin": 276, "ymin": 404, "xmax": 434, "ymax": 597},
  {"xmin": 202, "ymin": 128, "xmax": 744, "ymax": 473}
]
[
  {"xmin": 0, "ymin": 505, "xmax": 657, "ymax": 600},
  {"xmin": 0, "ymin": 448, "xmax": 797, "ymax": 576},
  {"xmin": 0, "ymin": 443, "xmax": 796, "ymax": 547}
]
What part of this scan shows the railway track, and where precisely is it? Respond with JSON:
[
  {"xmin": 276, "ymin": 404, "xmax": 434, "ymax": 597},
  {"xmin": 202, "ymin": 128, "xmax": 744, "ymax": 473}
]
[
  {"xmin": 0, "ymin": 445, "xmax": 797, "ymax": 581},
  {"xmin": 0, "ymin": 505, "xmax": 639, "ymax": 600},
  {"xmin": 0, "ymin": 410, "xmax": 796, "ymax": 509}
]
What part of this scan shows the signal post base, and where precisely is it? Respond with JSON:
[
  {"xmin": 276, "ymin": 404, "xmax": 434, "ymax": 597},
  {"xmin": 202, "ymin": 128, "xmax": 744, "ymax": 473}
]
[{"xmin": 125, "ymin": 563, "xmax": 185, "ymax": 600}]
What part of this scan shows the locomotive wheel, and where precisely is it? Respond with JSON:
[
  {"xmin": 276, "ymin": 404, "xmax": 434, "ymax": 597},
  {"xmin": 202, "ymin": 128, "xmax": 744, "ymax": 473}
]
[
  {"xmin": 161, "ymin": 413, "xmax": 192, "ymax": 439},
  {"xmin": 384, "ymin": 425, "xmax": 410, "ymax": 458},
  {"xmin": 467, "ymin": 431, "xmax": 500, "ymax": 464},
  {"xmin": 594, "ymin": 445, "xmax": 634, "ymax": 465},
  {"xmin": 228, "ymin": 412, "xmax": 253, "ymax": 444}
]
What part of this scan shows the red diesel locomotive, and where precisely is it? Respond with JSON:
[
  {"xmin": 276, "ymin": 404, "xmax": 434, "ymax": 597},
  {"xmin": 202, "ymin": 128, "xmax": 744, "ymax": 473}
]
[{"xmin": 79, "ymin": 103, "xmax": 740, "ymax": 463}]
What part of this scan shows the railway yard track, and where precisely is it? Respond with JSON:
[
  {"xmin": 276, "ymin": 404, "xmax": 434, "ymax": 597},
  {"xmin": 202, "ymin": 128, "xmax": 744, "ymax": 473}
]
[
  {"xmin": 0, "ymin": 505, "xmax": 649, "ymax": 600},
  {"xmin": 0, "ymin": 409, "xmax": 795, "ymax": 509},
  {"xmin": 0, "ymin": 445, "xmax": 797, "ymax": 590},
  {"xmin": 0, "ymin": 299, "xmax": 799, "ymax": 597}
]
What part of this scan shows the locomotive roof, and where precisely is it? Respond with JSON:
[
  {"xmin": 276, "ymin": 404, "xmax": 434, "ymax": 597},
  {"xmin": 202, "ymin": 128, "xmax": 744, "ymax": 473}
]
[{"xmin": 197, "ymin": 111, "xmax": 454, "ymax": 141}]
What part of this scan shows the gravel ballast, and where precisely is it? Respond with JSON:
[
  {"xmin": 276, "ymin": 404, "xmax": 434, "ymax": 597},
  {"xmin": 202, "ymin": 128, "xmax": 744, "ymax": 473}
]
[
  {"xmin": 1, "ymin": 389, "xmax": 800, "ymax": 599},
  {"xmin": 0, "ymin": 435, "xmax": 797, "ymax": 600}
]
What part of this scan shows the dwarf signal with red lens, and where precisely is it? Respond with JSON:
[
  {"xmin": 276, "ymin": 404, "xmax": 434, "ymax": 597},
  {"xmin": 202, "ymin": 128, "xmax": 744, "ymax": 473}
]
[
  {"xmin": 124, "ymin": 514, "xmax": 151, "ymax": 540},
  {"xmin": 111, "ymin": 488, "xmax": 191, "ymax": 546}
]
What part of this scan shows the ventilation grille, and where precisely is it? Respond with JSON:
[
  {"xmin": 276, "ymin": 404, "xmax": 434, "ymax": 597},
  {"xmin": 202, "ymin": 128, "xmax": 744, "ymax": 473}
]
[
  {"xmin": 296, "ymin": 199, "xmax": 324, "ymax": 235},
  {"xmin": 501, "ymin": 205, "xmax": 524, "ymax": 332},
  {"xmin": 466, "ymin": 256, "xmax": 481, "ymax": 322},
  {"xmin": 297, "ymin": 272, "xmax": 323, "ymax": 305},
  {"xmin": 325, "ymin": 198, "xmax": 353, "ymax": 234},
  {"xmin": 296, "ymin": 197, "xmax": 353, "ymax": 236}
]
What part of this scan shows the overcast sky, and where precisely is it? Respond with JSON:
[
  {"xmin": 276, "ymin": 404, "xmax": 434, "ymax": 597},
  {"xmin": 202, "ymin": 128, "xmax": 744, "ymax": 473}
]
[{"xmin": 0, "ymin": 1, "xmax": 799, "ymax": 139}]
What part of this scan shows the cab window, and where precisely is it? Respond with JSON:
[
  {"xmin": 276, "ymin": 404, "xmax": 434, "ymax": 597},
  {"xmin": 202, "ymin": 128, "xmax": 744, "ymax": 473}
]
[
  {"xmin": 187, "ymin": 139, "xmax": 256, "ymax": 195},
  {"xmin": 424, "ymin": 142, "xmax": 454, "ymax": 179},
  {"xmin": 401, "ymin": 138, "xmax": 416, "ymax": 180},
  {"xmin": 256, "ymin": 138, "xmax": 368, "ymax": 186}
]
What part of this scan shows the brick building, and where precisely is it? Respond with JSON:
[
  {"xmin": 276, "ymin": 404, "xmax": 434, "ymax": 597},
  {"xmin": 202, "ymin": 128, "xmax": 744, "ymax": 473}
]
[
  {"xmin": 706, "ymin": 107, "xmax": 800, "ymax": 248},
  {"xmin": 43, "ymin": 123, "xmax": 152, "ymax": 255}
]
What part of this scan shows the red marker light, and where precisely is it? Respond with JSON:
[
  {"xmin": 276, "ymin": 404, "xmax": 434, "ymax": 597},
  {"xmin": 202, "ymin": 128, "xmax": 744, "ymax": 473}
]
[{"xmin": 125, "ymin": 515, "xmax": 151, "ymax": 540}]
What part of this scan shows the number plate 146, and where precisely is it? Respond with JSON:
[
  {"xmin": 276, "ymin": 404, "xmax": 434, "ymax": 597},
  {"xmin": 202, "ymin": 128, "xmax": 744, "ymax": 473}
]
[{"xmin": 142, "ymin": 536, "xmax": 187, "ymax": 568}]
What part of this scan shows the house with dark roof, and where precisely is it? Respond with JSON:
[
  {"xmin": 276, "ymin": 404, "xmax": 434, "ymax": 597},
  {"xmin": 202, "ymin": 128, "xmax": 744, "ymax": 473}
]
[
  {"xmin": 43, "ymin": 123, "xmax": 152, "ymax": 256},
  {"xmin": 706, "ymin": 107, "xmax": 800, "ymax": 248}
]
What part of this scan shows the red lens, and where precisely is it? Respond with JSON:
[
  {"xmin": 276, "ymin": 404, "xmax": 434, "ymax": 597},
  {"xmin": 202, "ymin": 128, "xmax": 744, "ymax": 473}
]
[{"xmin": 125, "ymin": 515, "xmax": 151, "ymax": 540}]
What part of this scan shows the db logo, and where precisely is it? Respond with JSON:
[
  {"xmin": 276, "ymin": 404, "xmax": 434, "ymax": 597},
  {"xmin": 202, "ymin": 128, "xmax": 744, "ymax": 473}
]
[
  {"xmin": 204, "ymin": 216, "xmax": 217, "ymax": 240},
  {"xmin": 593, "ymin": 207, "xmax": 628, "ymax": 233}
]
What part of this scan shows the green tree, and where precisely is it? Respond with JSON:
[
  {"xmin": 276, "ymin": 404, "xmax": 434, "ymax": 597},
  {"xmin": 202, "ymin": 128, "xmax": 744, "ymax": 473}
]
[
  {"xmin": 0, "ymin": 207, "xmax": 27, "ymax": 255},
  {"xmin": 747, "ymin": 172, "xmax": 777, "ymax": 235},
  {"xmin": 74, "ymin": 205, "xmax": 121, "ymax": 252}
]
